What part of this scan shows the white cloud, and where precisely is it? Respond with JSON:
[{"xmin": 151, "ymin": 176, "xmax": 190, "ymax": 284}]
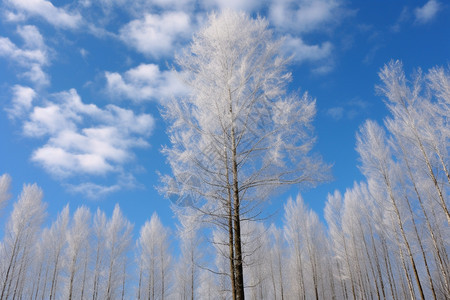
[
  {"xmin": 119, "ymin": 11, "xmax": 192, "ymax": 57},
  {"xmin": 284, "ymin": 36, "xmax": 333, "ymax": 63},
  {"xmin": 105, "ymin": 64, "xmax": 189, "ymax": 102},
  {"xmin": 6, "ymin": 85, "xmax": 36, "ymax": 119},
  {"xmin": 21, "ymin": 64, "xmax": 49, "ymax": 85},
  {"xmin": 17, "ymin": 88, "xmax": 154, "ymax": 179},
  {"xmin": 6, "ymin": 0, "xmax": 82, "ymax": 29},
  {"xmin": 0, "ymin": 25, "xmax": 49, "ymax": 86},
  {"xmin": 0, "ymin": 34, "xmax": 46, "ymax": 65},
  {"xmin": 17, "ymin": 25, "xmax": 45, "ymax": 49},
  {"xmin": 270, "ymin": 0, "xmax": 343, "ymax": 33},
  {"xmin": 4, "ymin": 10, "xmax": 26, "ymax": 22},
  {"xmin": 415, "ymin": 0, "xmax": 441, "ymax": 24}
]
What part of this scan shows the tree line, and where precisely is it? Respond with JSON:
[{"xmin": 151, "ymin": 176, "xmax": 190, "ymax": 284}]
[{"xmin": 0, "ymin": 61, "xmax": 448, "ymax": 299}]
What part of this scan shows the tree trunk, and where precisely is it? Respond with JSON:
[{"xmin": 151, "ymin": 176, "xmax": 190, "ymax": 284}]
[
  {"xmin": 1, "ymin": 235, "xmax": 20, "ymax": 300},
  {"xmin": 225, "ymin": 147, "xmax": 237, "ymax": 300},
  {"xmin": 81, "ymin": 251, "xmax": 89, "ymax": 300},
  {"xmin": 231, "ymin": 123, "xmax": 245, "ymax": 300}
]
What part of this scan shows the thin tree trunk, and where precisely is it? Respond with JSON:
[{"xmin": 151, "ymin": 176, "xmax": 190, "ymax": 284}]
[
  {"xmin": 12, "ymin": 251, "xmax": 27, "ymax": 300},
  {"xmin": 92, "ymin": 243, "xmax": 102, "ymax": 300},
  {"xmin": 384, "ymin": 175, "xmax": 425, "ymax": 300},
  {"xmin": 277, "ymin": 250, "xmax": 285, "ymax": 300},
  {"xmin": 68, "ymin": 256, "xmax": 76, "ymax": 300},
  {"xmin": 81, "ymin": 251, "xmax": 89, "ymax": 300},
  {"xmin": 121, "ymin": 262, "xmax": 126, "ymax": 300},
  {"xmin": 6, "ymin": 240, "xmax": 22, "ymax": 300},
  {"xmin": 392, "ymin": 218, "xmax": 415, "ymax": 300},
  {"xmin": 225, "ymin": 147, "xmax": 237, "ymax": 300},
  {"xmin": 368, "ymin": 222, "xmax": 386, "ymax": 300},
  {"xmin": 336, "ymin": 261, "xmax": 348, "ymax": 300},
  {"xmin": 327, "ymin": 258, "xmax": 336, "ymax": 300},
  {"xmin": 402, "ymin": 190, "xmax": 437, "ymax": 300},
  {"xmin": 1, "ymin": 235, "xmax": 20, "ymax": 300},
  {"xmin": 359, "ymin": 222, "xmax": 381, "ymax": 300},
  {"xmin": 137, "ymin": 266, "xmax": 142, "ymax": 300},
  {"xmin": 381, "ymin": 235, "xmax": 397, "ymax": 300},
  {"xmin": 49, "ymin": 250, "xmax": 62, "ymax": 300},
  {"xmin": 343, "ymin": 236, "xmax": 356, "ymax": 300},
  {"xmin": 269, "ymin": 256, "xmax": 277, "ymax": 300},
  {"xmin": 106, "ymin": 254, "xmax": 115, "ymax": 299},
  {"xmin": 40, "ymin": 262, "xmax": 50, "ymax": 300},
  {"xmin": 33, "ymin": 259, "xmax": 44, "ymax": 300}
]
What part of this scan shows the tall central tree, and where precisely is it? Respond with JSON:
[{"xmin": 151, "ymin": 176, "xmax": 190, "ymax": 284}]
[{"xmin": 161, "ymin": 10, "xmax": 328, "ymax": 299}]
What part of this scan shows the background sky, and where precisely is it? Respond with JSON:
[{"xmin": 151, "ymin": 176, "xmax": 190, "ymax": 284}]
[{"xmin": 0, "ymin": 0, "xmax": 449, "ymax": 233}]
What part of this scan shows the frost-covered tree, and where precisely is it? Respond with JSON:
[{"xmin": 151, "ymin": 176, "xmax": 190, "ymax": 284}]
[
  {"xmin": 173, "ymin": 207, "xmax": 202, "ymax": 300},
  {"xmin": 92, "ymin": 208, "xmax": 107, "ymax": 300},
  {"xmin": 357, "ymin": 120, "xmax": 426, "ymax": 299},
  {"xmin": 160, "ymin": 10, "xmax": 328, "ymax": 299},
  {"xmin": 45, "ymin": 204, "xmax": 70, "ymax": 300},
  {"xmin": 378, "ymin": 60, "xmax": 449, "ymax": 224},
  {"xmin": 64, "ymin": 206, "xmax": 91, "ymax": 300},
  {"xmin": 241, "ymin": 220, "xmax": 270, "ymax": 300},
  {"xmin": 136, "ymin": 212, "xmax": 171, "ymax": 300},
  {"xmin": 283, "ymin": 195, "xmax": 307, "ymax": 299},
  {"xmin": 284, "ymin": 195, "xmax": 330, "ymax": 300},
  {"xmin": 325, "ymin": 190, "xmax": 353, "ymax": 300},
  {"xmin": 267, "ymin": 224, "xmax": 287, "ymax": 300},
  {"xmin": 379, "ymin": 61, "xmax": 450, "ymax": 297},
  {"xmin": 104, "ymin": 204, "xmax": 133, "ymax": 300},
  {"xmin": 0, "ymin": 184, "xmax": 46, "ymax": 300}
]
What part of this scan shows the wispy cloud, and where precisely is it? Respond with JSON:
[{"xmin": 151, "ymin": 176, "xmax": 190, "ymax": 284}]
[
  {"xmin": 391, "ymin": 7, "xmax": 411, "ymax": 32},
  {"xmin": 105, "ymin": 64, "xmax": 189, "ymax": 102},
  {"xmin": 0, "ymin": 25, "xmax": 49, "ymax": 86},
  {"xmin": 67, "ymin": 182, "xmax": 121, "ymax": 199},
  {"xmin": 5, "ymin": 0, "xmax": 82, "ymax": 29},
  {"xmin": 326, "ymin": 98, "xmax": 371, "ymax": 121},
  {"xmin": 326, "ymin": 107, "xmax": 344, "ymax": 120},
  {"xmin": 202, "ymin": 0, "xmax": 264, "ymax": 12},
  {"xmin": 415, "ymin": 0, "xmax": 441, "ymax": 24}
]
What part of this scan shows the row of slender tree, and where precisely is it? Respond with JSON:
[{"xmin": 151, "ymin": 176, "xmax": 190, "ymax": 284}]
[
  {"xmin": 0, "ymin": 5, "xmax": 449, "ymax": 296},
  {"xmin": 0, "ymin": 60, "xmax": 448, "ymax": 299}
]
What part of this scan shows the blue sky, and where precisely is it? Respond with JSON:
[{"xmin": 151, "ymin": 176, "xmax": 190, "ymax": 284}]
[{"xmin": 0, "ymin": 0, "xmax": 448, "ymax": 231}]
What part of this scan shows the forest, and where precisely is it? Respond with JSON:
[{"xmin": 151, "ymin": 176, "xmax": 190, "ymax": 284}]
[{"xmin": 0, "ymin": 10, "xmax": 449, "ymax": 300}]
